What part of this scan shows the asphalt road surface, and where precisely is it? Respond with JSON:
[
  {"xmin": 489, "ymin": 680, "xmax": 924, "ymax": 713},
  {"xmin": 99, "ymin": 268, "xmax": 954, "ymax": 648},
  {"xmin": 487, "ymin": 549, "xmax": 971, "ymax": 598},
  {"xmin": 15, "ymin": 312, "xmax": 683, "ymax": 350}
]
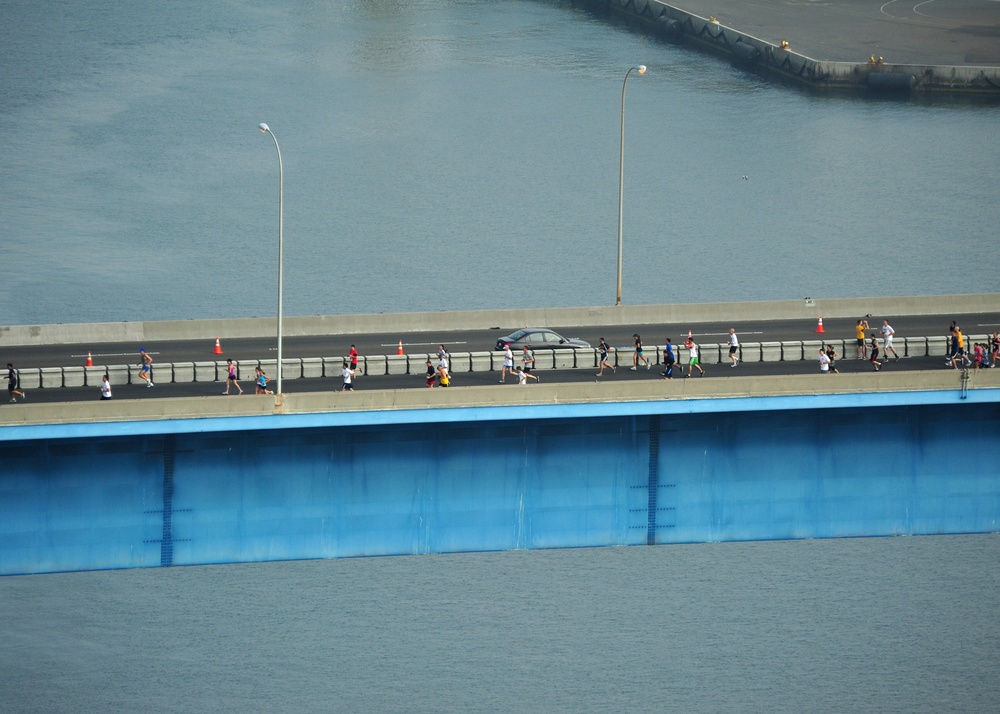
[
  {"xmin": 4, "ymin": 313, "xmax": 998, "ymax": 370},
  {"xmin": 0, "ymin": 354, "xmax": 983, "ymax": 405}
]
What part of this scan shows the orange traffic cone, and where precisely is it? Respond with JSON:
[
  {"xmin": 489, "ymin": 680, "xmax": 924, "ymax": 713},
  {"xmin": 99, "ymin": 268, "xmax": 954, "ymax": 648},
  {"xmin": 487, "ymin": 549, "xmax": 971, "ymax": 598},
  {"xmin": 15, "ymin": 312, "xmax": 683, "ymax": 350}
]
[
  {"xmin": 397, "ymin": 340, "xmax": 404, "ymax": 355},
  {"xmin": 816, "ymin": 317, "xmax": 825, "ymax": 334},
  {"xmin": 214, "ymin": 338, "xmax": 223, "ymax": 355},
  {"xmin": 687, "ymin": 328, "xmax": 692, "ymax": 339},
  {"xmin": 86, "ymin": 351, "xmax": 93, "ymax": 367}
]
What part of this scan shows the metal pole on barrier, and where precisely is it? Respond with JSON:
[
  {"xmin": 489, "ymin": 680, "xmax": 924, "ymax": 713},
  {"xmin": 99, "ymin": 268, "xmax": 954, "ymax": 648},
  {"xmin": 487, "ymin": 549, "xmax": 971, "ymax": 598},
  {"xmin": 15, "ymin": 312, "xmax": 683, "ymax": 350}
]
[
  {"xmin": 258, "ymin": 123, "xmax": 284, "ymax": 395},
  {"xmin": 616, "ymin": 64, "xmax": 646, "ymax": 307}
]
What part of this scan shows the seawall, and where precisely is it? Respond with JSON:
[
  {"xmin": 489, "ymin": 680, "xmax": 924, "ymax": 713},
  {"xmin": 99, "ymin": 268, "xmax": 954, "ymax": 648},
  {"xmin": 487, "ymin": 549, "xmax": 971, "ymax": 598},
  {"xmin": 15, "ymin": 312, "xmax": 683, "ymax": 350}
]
[{"xmin": 594, "ymin": 0, "xmax": 1000, "ymax": 95}]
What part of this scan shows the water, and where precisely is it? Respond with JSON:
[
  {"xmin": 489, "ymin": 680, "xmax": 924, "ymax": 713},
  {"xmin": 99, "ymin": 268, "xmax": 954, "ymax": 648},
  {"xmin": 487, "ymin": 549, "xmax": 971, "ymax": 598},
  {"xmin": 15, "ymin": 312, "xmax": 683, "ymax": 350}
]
[
  {"xmin": 1, "ymin": 536, "xmax": 997, "ymax": 712},
  {"xmin": 2, "ymin": 3, "xmax": 998, "ymax": 709},
  {"xmin": 1, "ymin": 0, "xmax": 997, "ymax": 326}
]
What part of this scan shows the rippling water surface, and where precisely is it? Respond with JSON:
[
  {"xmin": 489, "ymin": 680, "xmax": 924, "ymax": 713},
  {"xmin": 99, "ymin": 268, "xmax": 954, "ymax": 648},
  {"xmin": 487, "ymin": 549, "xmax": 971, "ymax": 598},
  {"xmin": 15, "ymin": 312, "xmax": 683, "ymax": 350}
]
[
  {"xmin": 2, "ymin": 3, "xmax": 998, "ymax": 710},
  {"xmin": 2, "ymin": 0, "xmax": 998, "ymax": 325},
  {"xmin": 1, "ymin": 536, "xmax": 998, "ymax": 712}
]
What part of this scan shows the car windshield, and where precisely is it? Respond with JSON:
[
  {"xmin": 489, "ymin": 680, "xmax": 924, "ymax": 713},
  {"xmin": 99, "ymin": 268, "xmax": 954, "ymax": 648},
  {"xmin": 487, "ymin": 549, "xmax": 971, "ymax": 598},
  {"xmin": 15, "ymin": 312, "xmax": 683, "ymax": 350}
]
[{"xmin": 507, "ymin": 329, "xmax": 529, "ymax": 341}]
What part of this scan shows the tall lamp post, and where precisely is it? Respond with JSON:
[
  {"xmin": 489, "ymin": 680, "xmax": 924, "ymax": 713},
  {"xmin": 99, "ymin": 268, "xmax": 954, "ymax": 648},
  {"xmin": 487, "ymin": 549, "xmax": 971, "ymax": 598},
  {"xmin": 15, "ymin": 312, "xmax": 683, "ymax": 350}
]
[
  {"xmin": 616, "ymin": 64, "xmax": 646, "ymax": 307},
  {"xmin": 258, "ymin": 122, "xmax": 284, "ymax": 394}
]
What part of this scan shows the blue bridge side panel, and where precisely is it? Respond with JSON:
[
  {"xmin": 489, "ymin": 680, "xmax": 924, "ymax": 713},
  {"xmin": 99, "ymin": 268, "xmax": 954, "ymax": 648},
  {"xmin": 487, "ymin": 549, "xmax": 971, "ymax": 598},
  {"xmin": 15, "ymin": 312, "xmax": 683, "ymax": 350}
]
[{"xmin": 0, "ymin": 400, "xmax": 997, "ymax": 574}]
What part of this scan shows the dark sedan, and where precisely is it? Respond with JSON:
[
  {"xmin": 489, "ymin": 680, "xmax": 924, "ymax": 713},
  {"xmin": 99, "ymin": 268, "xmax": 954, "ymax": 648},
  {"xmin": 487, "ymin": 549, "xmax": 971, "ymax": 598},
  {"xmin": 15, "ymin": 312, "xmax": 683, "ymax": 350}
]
[{"xmin": 494, "ymin": 328, "xmax": 591, "ymax": 351}]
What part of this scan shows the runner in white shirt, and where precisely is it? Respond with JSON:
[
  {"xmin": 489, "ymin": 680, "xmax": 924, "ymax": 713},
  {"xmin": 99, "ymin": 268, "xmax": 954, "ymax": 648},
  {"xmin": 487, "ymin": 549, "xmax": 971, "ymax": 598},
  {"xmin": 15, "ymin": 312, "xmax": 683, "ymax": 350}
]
[
  {"xmin": 881, "ymin": 320, "xmax": 899, "ymax": 362},
  {"xmin": 500, "ymin": 343, "xmax": 515, "ymax": 383},
  {"xmin": 818, "ymin": 348, "xmax": 831, "ymax": 373},
  {"xmin": 728, "ymin": 328, "xmax": 740, "ymax": 367}
]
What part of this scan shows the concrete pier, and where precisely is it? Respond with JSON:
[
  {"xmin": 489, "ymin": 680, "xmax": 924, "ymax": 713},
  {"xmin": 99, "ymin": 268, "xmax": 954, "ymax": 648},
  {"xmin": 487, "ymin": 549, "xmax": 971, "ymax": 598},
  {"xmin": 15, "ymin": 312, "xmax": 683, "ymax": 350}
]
[{"xmin": 588, "ymin": 0, "xmax": 1000, "ymax": 95}]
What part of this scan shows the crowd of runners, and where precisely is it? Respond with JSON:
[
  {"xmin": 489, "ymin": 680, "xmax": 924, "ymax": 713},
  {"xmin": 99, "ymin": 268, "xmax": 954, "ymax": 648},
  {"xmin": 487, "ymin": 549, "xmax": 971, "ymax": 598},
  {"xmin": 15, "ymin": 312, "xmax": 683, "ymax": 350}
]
[{"xmin": 3, "ymin": 320, "xmax": 997, "ymax": 402}]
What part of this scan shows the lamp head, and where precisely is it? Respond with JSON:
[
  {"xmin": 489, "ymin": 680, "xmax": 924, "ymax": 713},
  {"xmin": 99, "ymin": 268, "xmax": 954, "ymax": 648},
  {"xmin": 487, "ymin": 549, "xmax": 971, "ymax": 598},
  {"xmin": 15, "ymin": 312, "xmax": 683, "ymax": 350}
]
[
  {"xmin": 637, "ymin": 65, "xmax": 647, "ymax": 75},
  {"xmin": 258, "ymin": 123, "xmax": 270, "ymax": 133}
]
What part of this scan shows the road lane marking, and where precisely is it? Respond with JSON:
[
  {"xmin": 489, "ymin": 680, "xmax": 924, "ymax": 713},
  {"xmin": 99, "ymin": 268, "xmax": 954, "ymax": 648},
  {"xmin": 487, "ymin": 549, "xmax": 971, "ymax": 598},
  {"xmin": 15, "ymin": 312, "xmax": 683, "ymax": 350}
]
[
  {"xmin": 71, "ymin": 352, "xmax": 160, "ymax": 358},
  {"xmin": 380, "ymin": 342, "xmax": 468, "ymax": 348}
]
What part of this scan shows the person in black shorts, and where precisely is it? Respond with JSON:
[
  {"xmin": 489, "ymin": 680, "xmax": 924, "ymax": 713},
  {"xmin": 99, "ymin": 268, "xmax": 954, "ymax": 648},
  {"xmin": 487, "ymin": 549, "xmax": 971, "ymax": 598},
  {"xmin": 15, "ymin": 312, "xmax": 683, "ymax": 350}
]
[
  {"xmin": 7, "ymin": 363, "xmax": 24, "ymax": 402},
  {"xmin": 631, "ymin": 334, "xmax": 650, "ymax": 370}
]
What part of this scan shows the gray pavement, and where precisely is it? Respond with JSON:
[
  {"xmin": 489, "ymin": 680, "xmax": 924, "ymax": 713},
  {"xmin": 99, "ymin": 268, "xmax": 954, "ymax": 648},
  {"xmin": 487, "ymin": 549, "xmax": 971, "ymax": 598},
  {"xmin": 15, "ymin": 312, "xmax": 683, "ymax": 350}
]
[
  {"xmin": 0, "ymin": 353, "xmax": 981, "ymax": 405},
  {"xmin": 2, "ymin": 311, "xmax": 996, "ymax": 368},
  {"xmin": 665, "ymin": 0, "xmax": 1000, "ymax": 65}
]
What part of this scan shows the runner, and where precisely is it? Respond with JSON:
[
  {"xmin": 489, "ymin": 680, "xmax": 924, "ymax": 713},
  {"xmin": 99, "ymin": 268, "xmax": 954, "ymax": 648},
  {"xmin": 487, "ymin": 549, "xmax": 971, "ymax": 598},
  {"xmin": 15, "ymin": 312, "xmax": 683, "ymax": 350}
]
[
  {"xmin": 254, "ymin": 366, "xmax": 273, "ymax": 395},
  {"xmin": 515, "ymin": 366, "xmax": 539, "ymax": 384},
  {"xmin": 7, "ymin": 363, "xmax": 25, "ymax": 402},
  {"xmin": 500, "ymin": 343, "xmax": 515, "ymax": 383},
  {"xmin": 631, "ymin": 334, "xmax": 650, "ymax": 370},
  {"xmin": 881, "ymin": 320, "xmax": 899, "ymax": 362},
  {"xmin": 661, "ymin": 338, "xmax": 676, "ymax": 380},
  {"xmin": 522, "ymin": 345, "xmax": 536, "ymax": 375},
  {"xmin": 138, "ymin": 348, "xmax": 154, "ymax": 388},
  {"xmin": 819, "ymin": 348, "xmax": 831, "ymax": 374},
  {"xmin": 596, "ymin": 338, "xmax": 615, "ymax": 377},
  {"xmin": 223, "ymin": 359, "xmax": 243, "ymax": 395},
  {"xmin": 685, "ymin": 337, "xmax": 705, "ymax": 377}
]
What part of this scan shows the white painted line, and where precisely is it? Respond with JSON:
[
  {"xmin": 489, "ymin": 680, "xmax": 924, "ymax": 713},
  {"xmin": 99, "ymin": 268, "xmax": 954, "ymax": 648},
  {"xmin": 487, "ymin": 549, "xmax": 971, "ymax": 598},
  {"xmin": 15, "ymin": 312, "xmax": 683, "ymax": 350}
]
[
  {"xmin": 693, "ymin": 331, "xmax": 764, "ymax": 337},
  {"xmin": 71, "ymin": 352, "xmax": 160, "ymax": 358},
  {"xmin": 380, "ymin": 342, "xmax": 468, "ymax": 348}
]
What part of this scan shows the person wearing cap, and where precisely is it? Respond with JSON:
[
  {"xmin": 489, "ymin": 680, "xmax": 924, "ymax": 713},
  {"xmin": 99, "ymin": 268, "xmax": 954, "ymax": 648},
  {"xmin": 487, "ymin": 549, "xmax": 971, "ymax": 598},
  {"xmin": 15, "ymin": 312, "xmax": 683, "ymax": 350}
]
[
  {"xmin": 138, "ymin": 347, "xmax": 154, "ymax": 388},
  {"xmin": 500, "ymin": 342, "xmax": 515, "ymax": 383}
]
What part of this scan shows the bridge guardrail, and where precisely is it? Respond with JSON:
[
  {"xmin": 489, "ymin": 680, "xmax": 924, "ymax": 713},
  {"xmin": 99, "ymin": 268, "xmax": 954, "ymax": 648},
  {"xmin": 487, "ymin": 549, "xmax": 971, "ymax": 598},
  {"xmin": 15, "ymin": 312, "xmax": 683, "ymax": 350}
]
[{"xmin": 14, "ymin": 334, "xmax": 992, "ymax": 389}]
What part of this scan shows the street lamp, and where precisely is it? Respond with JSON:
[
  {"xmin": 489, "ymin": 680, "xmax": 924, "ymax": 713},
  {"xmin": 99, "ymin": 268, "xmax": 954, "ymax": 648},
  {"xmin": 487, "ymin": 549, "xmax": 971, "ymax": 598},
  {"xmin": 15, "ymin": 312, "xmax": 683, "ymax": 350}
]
[
  {"xmin": 258, "ymin": 122, "xmax": 284, "ymax": 395},
  {"xmin": 616, "ymin": 64, "xmax": 646, "ymax": 307}
]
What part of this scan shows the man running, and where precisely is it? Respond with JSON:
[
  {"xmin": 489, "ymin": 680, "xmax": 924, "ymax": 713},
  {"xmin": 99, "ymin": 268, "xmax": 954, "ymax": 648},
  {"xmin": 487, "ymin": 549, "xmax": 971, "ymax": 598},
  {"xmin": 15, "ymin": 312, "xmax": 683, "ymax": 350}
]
[
  {"xmin": 500, "ymin": 343, "xmax": 515, "ymax": 382},
  {"xmin": 349, "ymin": 344, "xmax": 360, "ymax": 376},
  {"xmin": 138, "ymin": 348, "xmax": 154, "ymax": 388},
  {"xmin": 728, "ymin": 328, "xmax": 740, "ymax": 367},
  {"xmin": 881, "ymin": 320, "xmax": 899, "ymax": 362},
  {"xmin": 522, "ymin": 345, "xmax": 536, "ymax": 375},
  {"xmin": 7, "ymin": 363, "xmax": 25, "ymax": 402},
  {"xmin": 596, "ymin": 338, "xmax": 615, "ymax": 377},
  {"xmin": 661, "ymin": 338, "xmax": 676, "ymax": 380},
  {"xmin": 100, "ymin": 374, "xmax": 113, "ymax": 400},
  {"xmin": 341, "ymin": 362, "xmax": 356, "ymax": 391},
  {"xmin": 685, "ymin": 337, "xmax": 705, "ymax": 377}
]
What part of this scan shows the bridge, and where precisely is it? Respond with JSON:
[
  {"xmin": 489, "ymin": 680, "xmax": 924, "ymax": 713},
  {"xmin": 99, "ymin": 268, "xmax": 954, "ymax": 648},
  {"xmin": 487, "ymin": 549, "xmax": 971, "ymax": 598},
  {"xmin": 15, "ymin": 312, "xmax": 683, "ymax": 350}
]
[{"xmin": 1, "ymin": 295, "xmax": 998, "ymax": 575}]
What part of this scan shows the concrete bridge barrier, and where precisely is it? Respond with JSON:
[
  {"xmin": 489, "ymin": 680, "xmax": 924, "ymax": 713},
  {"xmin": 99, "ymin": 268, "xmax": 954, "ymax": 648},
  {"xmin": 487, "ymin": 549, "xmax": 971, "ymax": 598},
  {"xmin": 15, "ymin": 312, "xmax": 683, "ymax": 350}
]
[
  {"xmin": 323, "ymin": 356, "xmax": 346, "ymax": 377},
  {"xmin": 760, "ymin": 341, "xmax": 781, "ymax": 362},
  {"xmin": 63, "ymin": 366, "xmax": 86, "ymax": 388},
  {"xmin": 172, "ymin": 362, "xmax": 195, "ymax": 383},
  {"xmin": 6, "ymin": 335, "xmax": 996, "ymax": 391},
  {"xmin": 2, "ymin": 294, "xmax": 996, "ymax": 347},
  {"xmin": 469, "ymin": 351, "xmax": 492, "ymax": 373},
  {"xmin": 302, "ymin": 358, "xmax": 323, "ymax": 379}
]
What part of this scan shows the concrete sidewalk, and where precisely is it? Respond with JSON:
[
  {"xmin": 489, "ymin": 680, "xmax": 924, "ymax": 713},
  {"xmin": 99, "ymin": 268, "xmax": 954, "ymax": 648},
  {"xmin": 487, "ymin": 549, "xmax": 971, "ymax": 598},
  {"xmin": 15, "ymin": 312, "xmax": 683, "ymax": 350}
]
[{"xmin": 657, "ymin": 0, "xmax": 1000, "ymax": 65}]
